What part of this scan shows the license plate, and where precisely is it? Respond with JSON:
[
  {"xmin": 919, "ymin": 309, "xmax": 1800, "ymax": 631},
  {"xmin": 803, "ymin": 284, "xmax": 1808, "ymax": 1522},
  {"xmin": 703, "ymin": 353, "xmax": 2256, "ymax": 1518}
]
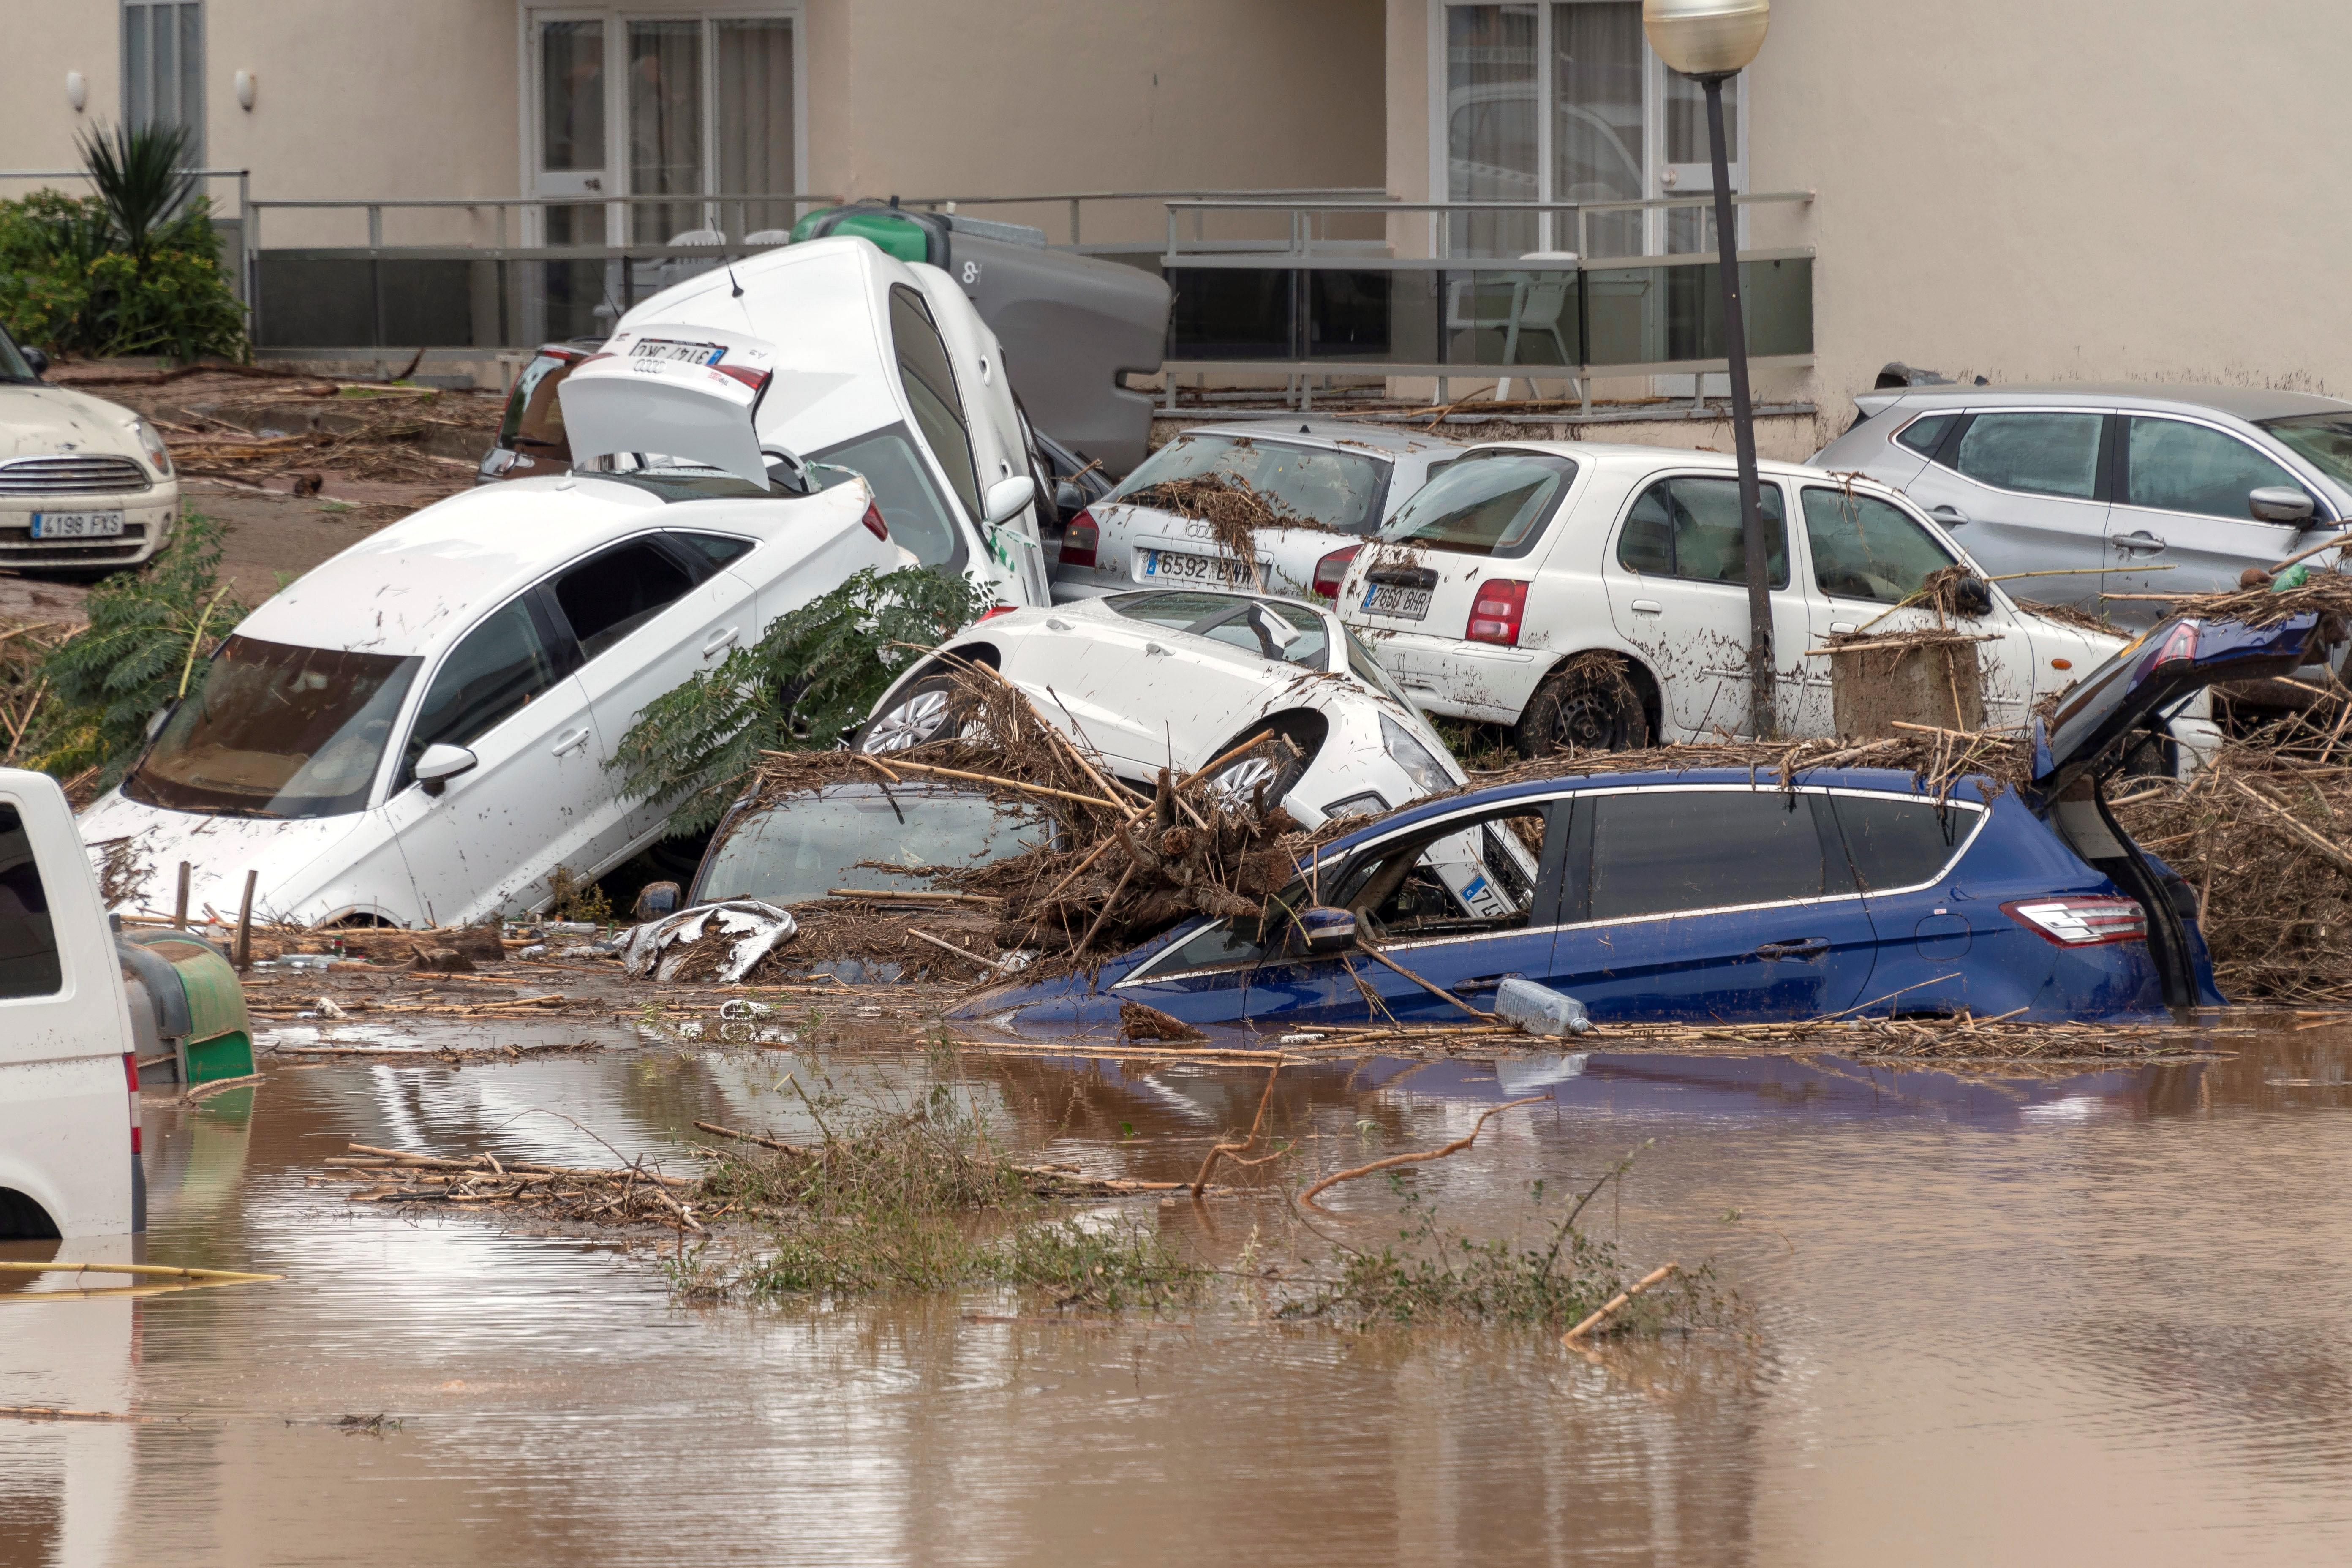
[
  {"xmin": 628, "ymin": 337, "xmax": 726, "ymax": 366},
  {"xmin": 31, "ymin": 511, "xmax": 125, "ymax": 539},
  {"xmin": 1361, "ymin": 583, "xmax": 1432, "ymax": 620},
  {"xmin": 1141, "ymin": 547, "xmax": 1250, "ymax": 586}
]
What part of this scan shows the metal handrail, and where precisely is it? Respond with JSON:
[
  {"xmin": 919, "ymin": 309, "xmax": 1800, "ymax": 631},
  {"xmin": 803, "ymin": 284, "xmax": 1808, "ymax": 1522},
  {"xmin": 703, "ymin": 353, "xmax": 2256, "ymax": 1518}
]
[
  {"xmin": 892, "ymin": 187, "xmax": 1392, "ymax": 246},
  {"xmin": 1161, "ymin": 191, "xmax": 1816, "ymax": 262}
]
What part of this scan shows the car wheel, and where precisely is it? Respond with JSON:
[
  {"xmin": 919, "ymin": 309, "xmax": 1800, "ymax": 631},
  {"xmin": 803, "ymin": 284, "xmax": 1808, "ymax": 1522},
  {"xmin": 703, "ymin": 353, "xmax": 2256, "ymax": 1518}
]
[
  {"xmin": 855, "ymin": 674, "xmax": 971, "ymax": 754},
  {"xmin": 1203, "ymin": 727, "xmax": 1311, "ymax": 814},
  {"xmin": 1515, "ymin": 657, "xmax": 1651, "ymax": 759}
]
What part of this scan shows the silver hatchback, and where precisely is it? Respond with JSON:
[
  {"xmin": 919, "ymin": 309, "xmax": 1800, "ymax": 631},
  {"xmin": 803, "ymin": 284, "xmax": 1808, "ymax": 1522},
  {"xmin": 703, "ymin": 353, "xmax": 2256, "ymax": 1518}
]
[{"xmin": 1810, "ymin": 385, "xmax": 2352, "ymax": 626}]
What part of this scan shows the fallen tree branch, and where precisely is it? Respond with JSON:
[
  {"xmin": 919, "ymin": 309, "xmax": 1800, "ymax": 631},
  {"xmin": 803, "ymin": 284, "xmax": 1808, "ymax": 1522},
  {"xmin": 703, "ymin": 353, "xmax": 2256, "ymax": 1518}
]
[
  {"xmin": 1298, "ymin": 1093, "xmax": 1552, "ymax": 1206},
  {"xmin": 1561, "ymin": 1260, "xmax": 1680, "ymax": 1344},
  {"xmin": 1192, "ymin": 1059, "xmax": 1285, "ymax": 1195},
  {"xmin": 1356, "ymin": 943, "xmax": 1496, "ymax": 1024}
]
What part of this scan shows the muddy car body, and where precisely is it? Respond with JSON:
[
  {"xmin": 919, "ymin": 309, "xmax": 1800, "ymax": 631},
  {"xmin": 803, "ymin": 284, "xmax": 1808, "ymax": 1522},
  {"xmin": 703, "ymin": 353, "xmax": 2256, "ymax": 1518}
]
[
  {"xmin": 1336, "ymin": 443, "xmax": 2194, "ymax": 758},
  {"xmin": 0, "ymin": 324, "xmax": 179, "ymax": 576},
  {"xmin": 77, "ymin": 469, "xmax": 911, "ymax": 928},
  {"xmin": 1052, "ymin": 421, "xmax": 1459, "ymax": 605},
  {"xmin": 962, "ymin": 611, "xmax": 2318, "ymax": 1034},
  {"xmin": 858, "ymin": 589, "xmax": 1466, "ymax": 830}
]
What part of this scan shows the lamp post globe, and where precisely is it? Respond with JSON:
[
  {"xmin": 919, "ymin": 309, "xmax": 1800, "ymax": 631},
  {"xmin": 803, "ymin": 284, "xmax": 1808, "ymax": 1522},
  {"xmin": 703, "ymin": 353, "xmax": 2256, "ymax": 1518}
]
[
  {"xmin": 1645, "ymin": 0, "xmax": 1775, "ymax": 736},
  {"xmin": 1641, "ymin": 0, "xmax": 1769, "ymax": 79}
]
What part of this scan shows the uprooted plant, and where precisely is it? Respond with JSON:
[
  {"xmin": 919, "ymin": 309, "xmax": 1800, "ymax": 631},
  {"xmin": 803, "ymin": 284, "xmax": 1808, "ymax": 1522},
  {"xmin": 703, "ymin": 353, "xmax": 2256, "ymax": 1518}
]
[{"xmin": 610, "ymin": 564, "xmax": 994, "ymax": 836}]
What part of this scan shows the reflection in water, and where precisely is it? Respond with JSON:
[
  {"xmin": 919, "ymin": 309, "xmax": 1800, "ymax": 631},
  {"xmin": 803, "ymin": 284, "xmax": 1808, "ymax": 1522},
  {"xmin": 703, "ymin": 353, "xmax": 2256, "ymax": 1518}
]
[{"xmin": 2, "ymin": 1018, "xmax": 2350, "ymax": 1564}]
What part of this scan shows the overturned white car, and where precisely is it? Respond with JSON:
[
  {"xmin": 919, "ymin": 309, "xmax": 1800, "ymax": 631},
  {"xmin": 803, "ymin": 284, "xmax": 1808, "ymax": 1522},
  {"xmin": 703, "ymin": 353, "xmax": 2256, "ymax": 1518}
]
[
  {"xmin": 858, "ymin": 588, "xmax": 1467, "ymax": 829},
  {"xmin": 79, "ymin": 455, "xmax": 912, "ymax": 928}
]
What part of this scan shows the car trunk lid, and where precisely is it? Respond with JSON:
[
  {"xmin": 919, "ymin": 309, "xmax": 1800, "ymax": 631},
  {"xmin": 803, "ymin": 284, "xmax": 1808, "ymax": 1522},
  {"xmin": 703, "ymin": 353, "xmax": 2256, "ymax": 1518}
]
[{"xmin": 558, "ymin": 324, "xmax": 781, "ymax": 487}]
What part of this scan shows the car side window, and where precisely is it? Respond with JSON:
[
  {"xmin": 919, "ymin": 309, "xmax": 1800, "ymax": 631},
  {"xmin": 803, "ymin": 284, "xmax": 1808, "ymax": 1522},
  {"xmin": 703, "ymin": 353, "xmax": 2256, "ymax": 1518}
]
[
  {"xmin": 889, "ymin": 284, "xmax": 983, "ymax": 523},
  {"xmin": 403, "ymin": 598, "xmax": 566, "ymax": 783},
  {"xmin": 1952, "ymin": 413, "xmax": 2104, "ymax": 498},
  {"xmin": 1800, "ymin": 487, "xmax": 1959, "ymax": 604},
  {"xmin": 551, "ymin": 540, "xmax": 700, "ymax": 661},
  {"xmin": 0, "ymin": 802, "xmax": 62, "ymax": 999},
  {"xmin": 1617, "ymin": 476, "xmax": 1790, "ymax": 589},
  {"xmin": 666, "ymin": 532, "xmax": 755, "ymax": 581},
  {"xmin": 1826, "ymin": 794, "xmax": 1980, "ymax": 890},
  {"xmin": 811, "ymin": 425, "xmax": 966, "ymax": 571},
  {"xmin": 1895, "ymin": 412, "xmax": 1957, "ymax": 456},
  {"xmin": 2125, "ymin": 417, "xmax": 2302, "ymax": 521},
  {"xmin": 1584, "ymin": 789, "xmax": 1830, "ymax": 920},
  {"xmin": 1329, "ymin": 806, "xmax": 1551, "ymax": 941}
]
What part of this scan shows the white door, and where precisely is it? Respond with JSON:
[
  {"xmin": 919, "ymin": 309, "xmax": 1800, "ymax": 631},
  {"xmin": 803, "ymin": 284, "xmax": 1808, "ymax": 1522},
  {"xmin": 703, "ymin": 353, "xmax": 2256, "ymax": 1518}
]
[
  {"xmin": 531, "ymin": 15, "xmax": 611, "ymax": 244},
  {"xmin": 384, "ymin": 594, "xmax": 604, "ymax": 925},
  {"xmin": 1602, "ymin": 472, "xmax": 1811, "ymax": 739},
  {"xmin": 553, "ymin": 533, "xmax": 761, "ymax": 863}
]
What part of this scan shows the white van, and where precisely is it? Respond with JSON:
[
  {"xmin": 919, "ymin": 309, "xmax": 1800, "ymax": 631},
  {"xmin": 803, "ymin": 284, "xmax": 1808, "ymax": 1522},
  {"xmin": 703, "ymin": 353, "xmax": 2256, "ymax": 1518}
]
[{"xmin": 1, "ymin": 768, "xmax": 141, "ymax": 1240}]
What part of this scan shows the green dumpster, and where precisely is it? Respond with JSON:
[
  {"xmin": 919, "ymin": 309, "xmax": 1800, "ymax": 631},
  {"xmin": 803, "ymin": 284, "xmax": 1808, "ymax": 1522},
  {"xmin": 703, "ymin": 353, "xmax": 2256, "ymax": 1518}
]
[{"xmin": 118, "ymin": 930, "xmax": 255, "ymax": 1086}]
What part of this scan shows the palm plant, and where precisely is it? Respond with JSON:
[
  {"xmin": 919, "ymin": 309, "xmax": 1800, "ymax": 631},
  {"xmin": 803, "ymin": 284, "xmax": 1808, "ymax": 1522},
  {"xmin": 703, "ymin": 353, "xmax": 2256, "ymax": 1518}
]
[{"xmin": 76, "ymin": 122, "xmax": 197, "ymax": 258}]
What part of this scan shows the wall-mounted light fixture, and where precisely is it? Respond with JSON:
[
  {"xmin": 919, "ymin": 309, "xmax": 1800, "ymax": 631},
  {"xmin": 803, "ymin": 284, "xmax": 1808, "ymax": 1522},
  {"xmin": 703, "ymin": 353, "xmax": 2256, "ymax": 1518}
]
[
  {"xmin": 66, "ymin": 71, "xmax": 87, "ymax": 112},
  {"xmin": 235, "ymin": 70, "xmax": 256, "ymax": 111}
]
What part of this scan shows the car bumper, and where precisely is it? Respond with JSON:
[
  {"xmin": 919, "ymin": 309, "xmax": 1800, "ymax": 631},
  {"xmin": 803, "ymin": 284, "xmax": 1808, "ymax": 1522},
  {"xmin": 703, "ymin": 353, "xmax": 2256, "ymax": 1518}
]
[
  {"xmin": 0, "ymin": 484, "xmax": 177, "ymax": 569},
  {"xmin": 1350, "ymin": 627, "xmax": 1547, "ymax": 725}
]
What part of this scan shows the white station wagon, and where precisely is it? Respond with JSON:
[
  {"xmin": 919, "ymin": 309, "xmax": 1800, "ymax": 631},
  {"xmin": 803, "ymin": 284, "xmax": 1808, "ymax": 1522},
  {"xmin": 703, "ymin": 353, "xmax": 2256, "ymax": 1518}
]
[
  {"xmin": 1337, "ymin": 443, "xmax": 2163, "ymax": 758},
  {"xmin": 78, "ymin": 466, "xmax": 910, "ymax": 928}
]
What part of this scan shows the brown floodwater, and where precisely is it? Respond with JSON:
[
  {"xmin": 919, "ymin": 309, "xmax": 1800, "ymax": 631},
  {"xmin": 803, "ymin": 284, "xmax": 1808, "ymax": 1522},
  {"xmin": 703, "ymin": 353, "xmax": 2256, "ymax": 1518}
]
[{"xmin": 8, "ymin": 1007, "xmax": 2352, "ymax": 1567}]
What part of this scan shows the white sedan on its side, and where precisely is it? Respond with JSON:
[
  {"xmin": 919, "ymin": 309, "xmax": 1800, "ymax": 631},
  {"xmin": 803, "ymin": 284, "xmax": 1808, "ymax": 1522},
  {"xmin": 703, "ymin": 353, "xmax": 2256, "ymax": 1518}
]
[
  {"xmin": 1337, "ymin": 443, "xmax": 2205, "ymax": 761},
  {"xmin": 857, "ymin": 588, "xmax": 1466, "ymax": 828},
  {"xmin": 0, "ymin": 324, "xmax": 179, "ymax": 577},
  {"xmin": 77, "ymin": 464, "xmax": 912, "ymax": 928}
]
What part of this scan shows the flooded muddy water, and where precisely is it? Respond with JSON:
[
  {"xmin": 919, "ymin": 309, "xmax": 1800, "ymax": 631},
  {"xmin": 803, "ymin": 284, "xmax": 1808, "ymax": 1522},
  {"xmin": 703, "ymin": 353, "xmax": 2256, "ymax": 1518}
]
[{"xmin": 8, "ymin": 1010, "xmax": 2352, "ymax": 1566}]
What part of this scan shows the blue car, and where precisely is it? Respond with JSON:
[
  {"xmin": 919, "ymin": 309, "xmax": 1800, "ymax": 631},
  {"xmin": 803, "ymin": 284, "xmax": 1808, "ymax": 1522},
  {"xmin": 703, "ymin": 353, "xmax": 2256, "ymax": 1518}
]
[{"xmin": 964, "ymin": 612, "xmax": 2318, "ymax": 1032}]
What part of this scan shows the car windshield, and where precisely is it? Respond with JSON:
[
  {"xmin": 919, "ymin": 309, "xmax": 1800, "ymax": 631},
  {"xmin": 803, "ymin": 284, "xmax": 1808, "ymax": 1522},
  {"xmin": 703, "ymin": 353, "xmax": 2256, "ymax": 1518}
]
[
  {"xmin": 810, "ymin": 423, "xmax": 965, "ymax": 570},
  {"xmin": 693, "ymin": 788, "xmax": 1050, "ymax": 904},
  {"xmin": 1106, "ymin": 591, "xmax": 1333, "ymax": 671},
  {"xmin": 0, "ymin": 327, "xmax": 34, "ymax": 383},
  {"xmin": 2258, "ymin": 414, "xmax": 2352, "ymax": 490},
  {"xmin": 1374, "ymin": 451, "xmax": 1575, "ymax": 556},
  {"xmin": 1110, "ymin": 434, "xmax": 1388, "ymax": 534},
  {"xmin": 123, "ymin": 637, "xmax": 422, "ymax": 819},
  {"xmin": 499, "ymin": 351, "xmax": 577, "ymax": 452}
]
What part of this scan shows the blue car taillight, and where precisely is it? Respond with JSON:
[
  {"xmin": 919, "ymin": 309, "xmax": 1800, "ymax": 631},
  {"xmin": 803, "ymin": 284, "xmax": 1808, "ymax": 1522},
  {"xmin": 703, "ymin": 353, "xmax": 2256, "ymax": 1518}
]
[{"xmin": 2002, "ymin": 896, "xmax": 2148, "ymax": 946}]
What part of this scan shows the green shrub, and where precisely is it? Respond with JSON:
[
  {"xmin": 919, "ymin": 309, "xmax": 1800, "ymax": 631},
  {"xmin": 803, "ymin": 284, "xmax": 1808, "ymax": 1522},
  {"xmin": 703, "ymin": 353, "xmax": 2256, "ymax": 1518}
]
[{"xmin": 610, "ymin": 564, "xmax": 994, "ymax": 836}]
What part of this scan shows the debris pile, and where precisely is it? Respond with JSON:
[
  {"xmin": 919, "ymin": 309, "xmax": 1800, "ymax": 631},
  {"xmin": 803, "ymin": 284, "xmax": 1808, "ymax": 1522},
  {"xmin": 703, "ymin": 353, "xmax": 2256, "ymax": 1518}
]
[
  {"xmin": 317, "ymin": 1143, "xmax": 708, "ymax": 1230},
  {"xmin": 1121, "ymin": 472, "xmax": 1307, "ymax": 577}
]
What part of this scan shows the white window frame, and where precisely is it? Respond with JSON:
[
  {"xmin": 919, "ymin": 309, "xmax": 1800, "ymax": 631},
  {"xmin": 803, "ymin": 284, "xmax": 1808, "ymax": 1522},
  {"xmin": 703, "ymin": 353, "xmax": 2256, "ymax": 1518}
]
[
  {"xmin": 1424, "ymin": 0, "xmax": 1751, "ymax": 260},
  {"xmin": 121, "ymin": 0, "xmax": 206, "ymax": 166},
  {"xmin": 517, "ymin": 2, "xmax": 809, "ymax": 247}
]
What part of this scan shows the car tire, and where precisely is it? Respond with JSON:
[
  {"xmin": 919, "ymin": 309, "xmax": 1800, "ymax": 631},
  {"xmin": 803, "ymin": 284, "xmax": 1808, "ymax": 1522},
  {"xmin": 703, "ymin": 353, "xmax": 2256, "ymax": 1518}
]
[
  {"xmin": 855, "ymin": 673, "xmax": 973, "ymax": 754},
  {"xmin": 1202, "ymin": 719, "xmax": 1316, "ymax": 814},
  {"xmin": 1515, "ymin": 657, "xmax": 1651, "ymax": 759}
]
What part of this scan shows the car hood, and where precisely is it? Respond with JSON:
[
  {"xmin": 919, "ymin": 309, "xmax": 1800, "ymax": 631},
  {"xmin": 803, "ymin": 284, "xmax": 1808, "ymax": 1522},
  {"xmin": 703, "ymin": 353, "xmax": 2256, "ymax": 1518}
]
[
  {"xmin": 0, "ymin": 383, "xmax": 145, "ymax": 460},
  {"xmin": 78, "ymin": 790, "xmax": 387, "ymax": 922},
  {"xmin": 2033, "ymin": 612, "xmax": 2318, "ymax": 794}
]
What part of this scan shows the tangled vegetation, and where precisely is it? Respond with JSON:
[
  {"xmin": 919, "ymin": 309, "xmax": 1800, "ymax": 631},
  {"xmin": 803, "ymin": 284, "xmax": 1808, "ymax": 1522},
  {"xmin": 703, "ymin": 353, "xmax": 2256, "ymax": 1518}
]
[
  {"xmin": 0, "ymin": 124, "xmax": 247, "ymax": 362},
  {"xmin": 611, "ymin": 564, "xmax": 994, "ymax": 835}
]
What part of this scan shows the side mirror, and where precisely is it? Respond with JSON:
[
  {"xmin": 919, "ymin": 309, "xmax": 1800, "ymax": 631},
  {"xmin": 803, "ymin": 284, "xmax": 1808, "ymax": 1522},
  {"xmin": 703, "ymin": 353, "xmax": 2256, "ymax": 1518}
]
[
  {"xmin": 1293, "ymin": 905, "xmax": 1358, "ymax": 957},
  {"xmin": 2250, "ymin": 486, "xmax": 2315, "ymax": 524},
  {"xmin": 22, "ymin": 346, "xmax": 48, "ymax": 378},
  {"xmin": 414, "ymin": 743, "xmax": 479, "ymax": 797},
  {"xmin": 983, "ymin": 474, "xmax": 1036, "ymax": 525},
  {"xmin": 1952, "ymin": 576, "xmax": 1994, "ymax": 618},
  {"xmin": 1054, "ymin": 479, "xmax": 1088, "ymax": 514}
]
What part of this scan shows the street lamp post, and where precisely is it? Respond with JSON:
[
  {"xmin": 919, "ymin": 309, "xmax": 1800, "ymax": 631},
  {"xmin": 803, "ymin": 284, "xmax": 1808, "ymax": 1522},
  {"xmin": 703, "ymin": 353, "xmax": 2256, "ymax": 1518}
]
[{"xmin": 1643, "ymin": 0, "xmax": 1772, "ymax": 738}]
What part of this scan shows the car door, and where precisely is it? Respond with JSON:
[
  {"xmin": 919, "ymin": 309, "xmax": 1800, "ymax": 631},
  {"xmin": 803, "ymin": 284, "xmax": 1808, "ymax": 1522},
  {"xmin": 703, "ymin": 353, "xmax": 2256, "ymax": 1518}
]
[
  {"xmin": 2105, "ymin": 414, "xmax": 2322, "ymax": 607},
  {"xmin": 382, "ymin": 591, "xmax": 602, "ymax": 926},
  {"xmin": 554, "ymin": 532, "xmax": 763, "ymax": 864},
  {"xmin": 1240, "ymin": 799, "xmax": 1567, "ymax": 1024},
  {"xmin": 1818, "ymin": 788, "xmax": 1993, "ymax": 1010},
  {"xmin": 1792, "ymin": 482, "xmax": 2041, "ymax": 732},
  {"xmin": 1899, "ymin": 409, "xmax": 2110, "ymax": 603},
  {"xmin": 1601, "ymin": 473, "xmax": 1813, "ymax": 739},
  {"xmin": 1552, "ymin": 784, "xmax": 1880, "ymax": 1021}
]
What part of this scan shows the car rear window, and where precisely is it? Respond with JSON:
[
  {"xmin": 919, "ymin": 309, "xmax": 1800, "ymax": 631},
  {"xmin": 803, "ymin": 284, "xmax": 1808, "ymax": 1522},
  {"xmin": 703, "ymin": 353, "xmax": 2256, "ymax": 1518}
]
[
  {"xmin": 694, "ymin": 789, "xmax": 1049, "ymax": 904},
  {"xmin": 1584, "ymin": 789, "xmax": 1828, "ymax": 920},
  {"xmin": 1828, "ymin": 794, "xmax": 1979, "ymax": 890},
  {"xmin": 499, "ymin": 350, "xmax": 579, "ymax": 454},
  {"xmin": 1106, "ymin": 592, "xmax": 1331, "ymax": 671},
  {"xmin": 1374, "ymin": 451, "xmax": 1575, "ymax": 558},
  {"xmin": 0, "ymin": 803, "xmax": 61, "ymax": 999},
  {"xmin": 1114, "ymin": 434, "xmax": 1388, "ymax": 534},
  {"xmin": 1896, "ymin": 412, "xmax": 1957, "ymax": 456}
]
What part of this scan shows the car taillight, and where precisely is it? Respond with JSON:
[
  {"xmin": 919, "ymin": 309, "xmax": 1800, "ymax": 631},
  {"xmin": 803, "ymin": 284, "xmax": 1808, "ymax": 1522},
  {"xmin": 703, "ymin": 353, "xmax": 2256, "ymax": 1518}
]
[
  {"xmin": 2003, "ymin": 896, "xmax": 2148, "ymax": 947},
  {"xmin": 1059, "ymin": 508, "xmax": 1099, "ymax": 569},
  {"xmin": 124, "ymin": 1051, "xmax": 141, "ymax": 1155},
  {"xmin": 861, "ymin": 502, "xmax": 890, "ymax": 542},
  {"xmin": 1466, "ymin": 579, "xmax": 1530, "ymax": 646},
  {"xmin": 1312, "ymin": 544, "xmax": 1363, "ymax": 601},
  {"xmin": 2138, "ymin": 620, "xmax": 2200, "ymax": 673}
]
